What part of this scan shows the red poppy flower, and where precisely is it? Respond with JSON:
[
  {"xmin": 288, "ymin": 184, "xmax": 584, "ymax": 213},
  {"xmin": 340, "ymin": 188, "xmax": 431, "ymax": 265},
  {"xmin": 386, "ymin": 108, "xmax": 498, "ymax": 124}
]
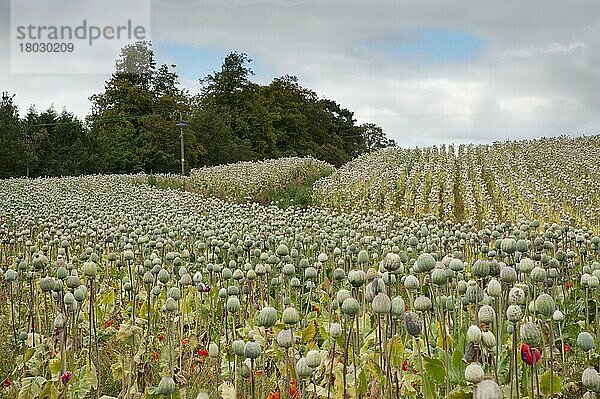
[
  {"xmin": 521, "ymin": 343, "xmax": 541, "ymax": 366},
  {"xmin": 3, "ymin": 379, "xmax": 11, "ymax": 388},
  {"xmin": 313, "ymin": 306, "xmax": 319, "ymax": 313},
  {"xmin": 158, "ymin": 335, "xmax": 164, "ymax": 342},
  {"xmin": 60, "ymin": 371, "xmax": 72, "ymax": 385},
  {"xmin": 268, "ymin": 392, "xmax": 281, "ymax": 399},
  {"xmin": 104, "ymin": 320, "xmax": 113, "ymax": 329},
  {"xmin": 402, "ymin": 359, "xmax": 409, "ymax": 371},
  {"xmin": 181, "ymin": 338, "xmax": 189, "ymax": 345},
  {"xmin": 563, "ymin": 344, "xmax": 571, "ymax": 352},
  {"xmin": 198, "ymin": 348, "xmax": 209, "ymax": 357}
]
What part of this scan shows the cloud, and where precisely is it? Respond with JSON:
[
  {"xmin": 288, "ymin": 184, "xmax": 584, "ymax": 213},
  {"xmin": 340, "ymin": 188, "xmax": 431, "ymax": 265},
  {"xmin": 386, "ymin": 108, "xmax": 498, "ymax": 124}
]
[{"xmin": 0, "ymin": 0, "xmax": 599, "ymax": 147}]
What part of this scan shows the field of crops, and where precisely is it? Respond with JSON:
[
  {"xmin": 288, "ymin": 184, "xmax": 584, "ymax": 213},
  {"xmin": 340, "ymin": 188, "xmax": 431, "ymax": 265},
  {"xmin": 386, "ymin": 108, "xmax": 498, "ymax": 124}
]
[
  {"xmin": 314, "ymin": 136, "xmax": 600, "ymax": 227},
  {"xmin": 1, "ymin": 135, "xmax": 600, "ymax": 399}
]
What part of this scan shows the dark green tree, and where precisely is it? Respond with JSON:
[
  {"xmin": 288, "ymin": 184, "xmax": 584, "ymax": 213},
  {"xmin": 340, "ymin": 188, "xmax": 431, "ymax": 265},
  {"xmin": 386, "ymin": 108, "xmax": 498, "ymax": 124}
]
[
  {"xmin": 0, "ymin": 93, "xmax": 27, "ymax": 178},
  {"xmin": 88, "ymin": 41, "xmax": 203, "ymax": 174}
]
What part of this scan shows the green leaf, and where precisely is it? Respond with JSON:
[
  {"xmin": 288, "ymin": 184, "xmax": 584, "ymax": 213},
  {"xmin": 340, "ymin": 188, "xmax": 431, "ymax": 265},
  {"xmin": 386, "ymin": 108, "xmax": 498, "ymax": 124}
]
[
  {"xmin": 540, "ymin": 369, "xmax": 562, "ymax": 396},
  {"xmin": 449, "ymin": 387, "xmax": 472, "ymax": 399},
  {"xmin": 449, "ymin": 348, "xmax": 465, "ymax": 384},
  {"xmin": 18, "ymin": 376, "xmax": 46, "ymax": 399},
  {"xmin": 423, "ymin": 355, "xmax": 445, "ymax": 384},
  {"xmin": 301, "ymin": 320, "xmax": 317, "ymax": 343}
]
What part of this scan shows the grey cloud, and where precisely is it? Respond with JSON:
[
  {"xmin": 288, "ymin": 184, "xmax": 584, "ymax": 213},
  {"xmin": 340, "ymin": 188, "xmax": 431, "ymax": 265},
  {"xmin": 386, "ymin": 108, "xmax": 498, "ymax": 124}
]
[{"xmin": 1, "ymin": 0, "xmax": 600, "ymax": 146}]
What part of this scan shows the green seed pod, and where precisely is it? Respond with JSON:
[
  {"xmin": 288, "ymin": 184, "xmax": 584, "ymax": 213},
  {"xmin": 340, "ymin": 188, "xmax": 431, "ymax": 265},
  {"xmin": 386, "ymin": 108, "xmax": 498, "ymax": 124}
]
[
  {"xmin": 500, "ymin": 238, "xmax": 517, "ymax": 254},
  {"xmin": 499, "ymin": 266, "xmax": 517, "ymax": 283},
  {"xmin": 208, "ymin": 342, "xmax": 219, "ymax": 358},
  {"xmin": 577, "ymin": 332, "xmax": 595, "ymax": 352},
  {"xmin": 530, "ymin": 266, "xmax": 547, "ymax": 283},
  {"xmin": 465, "ymin": 362, "xmax": 485, "ymax": 383},
  {"xmin": 508, "ymin": 287, "xmax": 525, "ymax": 304},
  {"xmin": 465, "ymin": 283, "xmax": 484, "ymax": 304},
  {"xmin": 54, "ymin": 313, "xmax": 67, "ymax": 329},
  {"xmin": 277, "ymin": 329, "xmax": 294, "ymax": 348},
  {"xmin": 64, "ymin": 292, "xmax": 75, "ymax": 306},
  {"xmin": 227, "ymin": 297, "xmax": 241, "ymax": 313},
  {"xmin": 403, "ymin": 311, "xmax": 422, "ymax": 337},
  {"xmin": 476, "ymin": 378, "xmax": 503, "ymax": 399},
  {"xmin": 582, "ymin": 367, "xmax": 600, "ymax": 392},
  {"xmin": 241, "ymin": 362, "xmax": 251, "ymax": 378},
  {"xmin": 82, "ymin": 261, "xmax": 97, "ymax": 278},
  {"xmin": 341, "ymin": 297, "xmax": 360, "ymax": 316},
  {"xmin": 413, "ymin": 296, "xmax": 432, "ymax": 312},
  {"xmin": 329, "ymin": 323, "xmax": 342, "ymax": 339},
  {"xmin": 519, "ymin": 322, "xmax": 541, "ymax": 346},
  {"xmin": 357, "ymin": 250, "xmax": 369, "ymax": 264},
  {"xmin": 372, "ymin": 293, "xmax": 391, "ymax": 314},
  {"xmin": 18, "ymin": 331, "xmax": 28, "ymax": 341},
  {"xmin": 282, "ymin": 307, "xmax": 299, "ymax": 325},
  {"xmin": 4, "ymin": 269, "xmax": 17, "ymax": 282},
  {"xmin": 39, "ymin": 276, "xmax": 54, "ymax": 292},
  {"xmin": 244, "ymin": 341, "xmax": 261, "ymax": 359},
  {"xmin": 416, "ymin": 253, "xmax": 436, "ymax": 272},
  {"xmin": 296, "ymin": 357, "xmax": 313, "ymax": 379},
  {"xmin": 74, "ymin": 287, "xmax": 85, "ymax": 302},
  {"xmin": 333, "ymin": 268, "xmax": 346, "ymax": 282},
  {"xmin": 481, "ymin": 331, "xmax": 496, "ymax": 348},
  {"xmin": 282, "ymin": 263, "xmax": 295, "ymax": 276},
  {"xmin": 535, "ymin": 293, "xmax": 555, "ymax": 318},
  {"xmin": 336, "ymin": 289, "xmax": 351, "ymax": 304},
  {"xmin": 304, "ymin": 267, "xmax": 318, "ymax": 280},
  {"xmin": 486, "ymin": 279, "xmax": 501, "ymax": 298},
  {"xmin": 449, "ymin": 258, "xmax": 464, "ymax": 272},
  {"xmin": 404, "ymin": 275, "xmax": 420, "ymax": 290},
  {"xmin": 552, "ymin": 310, "xmax": 565, "ymax": 321},
  {"xmin": 472, "ymin": 260, "xmax": 490, "ymax": 278},
  {"xmin": 165, "ymin": 297, "xmax": 178, "ymax": 312},
  {"xmin": 431, "ymin": 268, "xmax": 447, "ymax": 286},
  {"xmin": 56, "ymin": 267, "xmax": 68, "ymax": 280},
  {"xmin": 478, "ymin": 305, "xmax": 495, "ymax": 324},
  {"xmin": 52, "ymin": 279, "xmax": 64, "ymax": 292},
  {"xmin": 467, "ymin": 325, "xmax": 482, "ymax": 343},
  {"xmin": 391, "ymin": 297, "xmax": 405, "ymax": 318},
  {"xmin": 157, "ymin": 376, "xmax": 176, "ymax": 395},
  {"xmin": 305, "ymin": 349, "xmax": 322, "ymax": 368},
  {"xmin": 506, "ymin": 305, "xmax": 523, "ymax": 322},
  {"xmin": 157, "ymin": 269, "xmax": 170, "ymax": 284},
  {"xmin": 382, "ymin": 252, "xmax": 403, "ymax": 272},
  {"xmin": 168, "ymin": 287, "xmax": 181, "ymax": 301},
  {"xmin": 348, "ymin": 270, "xmax": 367, "ymax": 287},
  {"xmin": 232, "ymin": 340, "xmax": 245, "ymax": 357},
  {"xmin": 258, "ymin": 306, "xmax": 278, "ymax": 328},
  {"xmin": 143, "ymin": 271, "xmax": 154, "ymax": 285},
  {"xmin": 518, "ymin": 258, "xmax": 534, "ymax": 273},
  {"xmin": 446, "ymin": 296, "xmax": 456, "ymax": 311}
]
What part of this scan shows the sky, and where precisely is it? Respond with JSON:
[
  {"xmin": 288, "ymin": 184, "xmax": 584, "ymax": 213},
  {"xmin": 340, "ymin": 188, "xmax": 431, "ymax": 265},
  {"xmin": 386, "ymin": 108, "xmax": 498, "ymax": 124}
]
[{"xmin": 1, "ymin": 0, "xmax": 599, "ymax": 147}]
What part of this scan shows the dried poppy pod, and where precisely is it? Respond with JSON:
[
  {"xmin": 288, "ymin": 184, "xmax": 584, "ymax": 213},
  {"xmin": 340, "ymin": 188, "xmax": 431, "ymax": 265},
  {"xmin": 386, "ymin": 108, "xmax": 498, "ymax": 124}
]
[{"xmin": 403, "ymin": 311, "xmax": 422, "ymax": 337}]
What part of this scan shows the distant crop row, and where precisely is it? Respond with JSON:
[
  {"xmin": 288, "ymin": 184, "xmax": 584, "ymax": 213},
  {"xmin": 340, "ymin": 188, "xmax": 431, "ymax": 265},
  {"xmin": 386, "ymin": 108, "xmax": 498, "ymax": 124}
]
[{"xmin": 313, "ymin": 135, "xmax": 600, "ymax": 227}]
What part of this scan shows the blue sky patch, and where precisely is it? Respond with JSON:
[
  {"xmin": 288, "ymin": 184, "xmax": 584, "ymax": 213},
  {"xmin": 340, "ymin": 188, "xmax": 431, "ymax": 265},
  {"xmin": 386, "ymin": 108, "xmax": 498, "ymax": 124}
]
[
  {"xmin": 383, "ymin": 27, "xmax": 485, "ymax": 63},
  {"xmin": 153, "ymin": 41, "xmax": 276, "ymax": 85}
]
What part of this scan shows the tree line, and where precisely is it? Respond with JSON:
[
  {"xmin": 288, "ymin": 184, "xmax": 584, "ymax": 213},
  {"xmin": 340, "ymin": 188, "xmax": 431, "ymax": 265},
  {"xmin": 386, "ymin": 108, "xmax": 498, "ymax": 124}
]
[{"xmin": 0, "ymin": 42, "xmax": 395, "ymax": 178}]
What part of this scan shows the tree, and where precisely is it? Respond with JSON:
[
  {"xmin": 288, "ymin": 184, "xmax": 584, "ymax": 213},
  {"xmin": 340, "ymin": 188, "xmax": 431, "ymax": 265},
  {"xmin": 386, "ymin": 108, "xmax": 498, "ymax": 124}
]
[
  {"xmin": 361, "ymin": 123, "xmax": 396, "ymax": 151},
  {"xmin": 88, "ymin": 41, "xmax": 203, "ymax": 173},
  {"xmin": 0, "ymin": 93, "xmax": 27, "ymax": 178}
]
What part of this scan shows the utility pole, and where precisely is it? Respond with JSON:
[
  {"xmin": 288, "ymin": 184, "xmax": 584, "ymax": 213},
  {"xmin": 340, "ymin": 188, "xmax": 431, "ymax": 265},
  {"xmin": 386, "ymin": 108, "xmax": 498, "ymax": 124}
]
[{"xmin": 176, "ymin": 111, "xmax": 188, "ymax": 176}]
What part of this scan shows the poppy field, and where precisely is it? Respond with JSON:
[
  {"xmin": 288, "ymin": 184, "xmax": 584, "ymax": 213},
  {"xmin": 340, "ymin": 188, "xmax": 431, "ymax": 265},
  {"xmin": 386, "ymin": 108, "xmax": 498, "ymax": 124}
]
[{"xmin": 1, "ymin": 136, "xmax": 600, "ymax": 399}]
